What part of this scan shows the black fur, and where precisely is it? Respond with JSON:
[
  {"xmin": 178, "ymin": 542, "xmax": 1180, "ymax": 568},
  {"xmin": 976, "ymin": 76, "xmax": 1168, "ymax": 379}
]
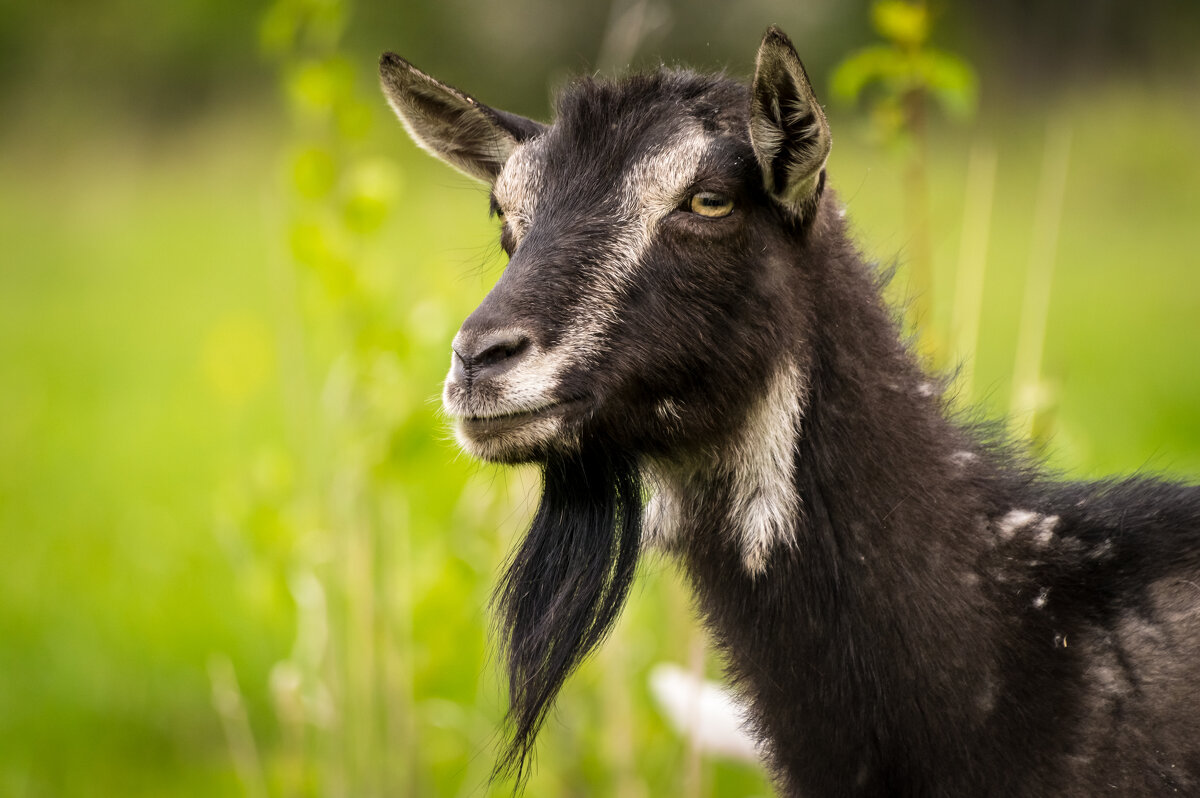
[
  {"xmin": 679, "ymin": 203, "xmax": 1200, "ymax": 795},
  {"xmin": 492, "ymin": 446, "xmax": 642, "ymax": 787},
  {"xmin": 381, "ymin": 28, "xmax": 1200, "ymax": 797}
]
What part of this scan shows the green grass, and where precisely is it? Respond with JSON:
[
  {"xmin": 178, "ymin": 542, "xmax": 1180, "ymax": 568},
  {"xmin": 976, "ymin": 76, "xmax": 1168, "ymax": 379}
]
[
  {"xmin": 0, "ymin": 81, "xmax": 1197, "ymax": 797},
  {"xmin": 0, "ymin": 112, "xmax": 290, "ymax": 796},
  {"xmin": 831, "ymin": 84, "xmax": 1200, "ymax": 476}
]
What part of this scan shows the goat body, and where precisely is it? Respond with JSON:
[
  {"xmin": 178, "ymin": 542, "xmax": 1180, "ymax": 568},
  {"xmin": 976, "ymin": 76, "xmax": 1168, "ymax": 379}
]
[{"xmin": 381, "ymin": 28, "xmax": 1200, "ymax": 796}]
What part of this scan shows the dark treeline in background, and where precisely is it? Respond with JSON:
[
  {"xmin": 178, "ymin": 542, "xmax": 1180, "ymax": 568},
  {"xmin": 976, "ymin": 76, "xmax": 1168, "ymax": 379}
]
[{"xmin": 3, "ymin": 0, "xmax": 1198, "ymax": 126}]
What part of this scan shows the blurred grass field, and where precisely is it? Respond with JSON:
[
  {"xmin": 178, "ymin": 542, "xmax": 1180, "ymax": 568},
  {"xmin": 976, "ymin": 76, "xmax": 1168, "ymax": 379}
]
[{"xmin": 1, "ymin": 59, "xmax": 1198, "ymax": 798}]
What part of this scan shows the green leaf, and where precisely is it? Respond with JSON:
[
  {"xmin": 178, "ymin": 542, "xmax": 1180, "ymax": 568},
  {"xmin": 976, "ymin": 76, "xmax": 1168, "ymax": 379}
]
[
  {"xmin": 291, "ymin": 146, "xmax": 337, "ymax": 199},
  {"xmin": 915, "ymin": 50, "xmax": 980, "ymax": 119},
  {"xmin": 289, "ymin": 217, "xmax": 355, "ymax": 295},
  {"xmin": 258, "ymin": 0, "xmax": 300, "ymax": 58},
  {"xmin": 334, "ymin": 98, "xmax": 374, "ymax": 142},
  {"xmin": 342, "ymin": 159, "xmax": 402, "ymax": 235},
  {"xmin": 296, "ymin": 0, "xmax": 347, "ymax": 50},
  {"xmin": 286, "ymin": 57, "xmax": 354, "ymax": 116},
  {"xmin": 871, "ymin": 0, "xmax": 929, "ymax": 48},
  {"xmin": 830, "ymin": 45, "xmax": 910, "ymax": 104}
]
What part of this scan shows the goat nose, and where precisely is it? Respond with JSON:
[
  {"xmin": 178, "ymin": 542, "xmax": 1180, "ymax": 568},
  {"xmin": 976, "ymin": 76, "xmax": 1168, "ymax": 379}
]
[{"xmin": 451, "ymin": 329, "xmax": 532, "ymax": 383}]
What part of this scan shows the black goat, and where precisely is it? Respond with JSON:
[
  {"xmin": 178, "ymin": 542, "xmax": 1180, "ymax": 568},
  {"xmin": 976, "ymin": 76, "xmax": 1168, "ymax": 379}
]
[{"xmin": 380, "ymin": 27, "xmax": 1200, "ymax": 797}]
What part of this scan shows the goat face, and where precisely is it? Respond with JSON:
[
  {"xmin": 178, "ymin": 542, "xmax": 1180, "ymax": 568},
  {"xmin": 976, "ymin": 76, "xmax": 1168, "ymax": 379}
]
[{"xmin": 382, "ymin": 28, "xmax": 831, "ymax": 466}]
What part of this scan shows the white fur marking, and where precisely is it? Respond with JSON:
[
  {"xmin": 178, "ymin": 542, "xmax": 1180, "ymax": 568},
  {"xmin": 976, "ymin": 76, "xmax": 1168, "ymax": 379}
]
[
  {"xmin": 640, "ymin": 459, "xmax": 687, "ymax": 550},
  {"xmin": 948, "ymin": 450, "xmax": 978, "ymax": 469},
  {"xmin": 726, "ymin": 363, "xmax": 804, "ymax": 575},
  {"xmin": 995, "ymin": 509, "xmax": 1039, "ymax": 540},
  {"xmin": 622, "ymin": 129, "xmax": 710, "ymax": 241},
  {"xmin": 641, "ymin": 364, "xmax": 805, "ymax": 569},
  {"xmin": 641, "ymin": 474, "xmax": 680, "ymax": 550},
  {"xmin": 1033, "ymin": 515, "xmax": 1060, "ymax": 547},
  {"xmin": 492, "ymin": 140, "xmax": 546, "ymax": 243},
  {"xmin": 491, "ymin": 348, "xmax": 570, "ymax": 411}
]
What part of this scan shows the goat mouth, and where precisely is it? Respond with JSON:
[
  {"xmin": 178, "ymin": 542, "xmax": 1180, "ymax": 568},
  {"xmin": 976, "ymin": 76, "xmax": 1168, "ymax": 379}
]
[
  {"xmin": 456, "ymin": 399, "xmax": 577, "ymax": 437},
  {"xmin": 452, "ymin": 398, "xmax": 591, "ymax": 463}
]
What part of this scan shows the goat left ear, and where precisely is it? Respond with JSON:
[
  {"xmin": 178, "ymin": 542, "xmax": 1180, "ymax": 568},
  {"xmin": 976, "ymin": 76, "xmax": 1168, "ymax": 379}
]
[
  {"xmin": 379, "ymin": 53, "xmax": 545, "ymax": 183},
  {"xmin": 749, "ymin": 28, "xmax": 832, "ymax": 220}
]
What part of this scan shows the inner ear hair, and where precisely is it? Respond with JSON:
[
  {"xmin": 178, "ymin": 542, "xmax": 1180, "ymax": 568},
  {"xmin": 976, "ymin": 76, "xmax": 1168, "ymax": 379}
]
[{"xmin": 749, "ymin": 27, "xmax": 832, "ymax": 220}]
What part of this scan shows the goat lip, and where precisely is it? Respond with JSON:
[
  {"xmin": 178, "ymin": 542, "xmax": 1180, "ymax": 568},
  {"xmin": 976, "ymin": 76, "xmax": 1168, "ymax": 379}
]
[{"xmin": 456, "ymin": 399, "xmax": 578, "ymax": 434}]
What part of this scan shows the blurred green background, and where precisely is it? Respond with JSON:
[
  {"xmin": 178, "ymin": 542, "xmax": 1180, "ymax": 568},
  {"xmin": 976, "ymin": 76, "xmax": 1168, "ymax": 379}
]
[{"xmin": 1, "ymin": 1, "xmax": 1198, "ymax": 796}]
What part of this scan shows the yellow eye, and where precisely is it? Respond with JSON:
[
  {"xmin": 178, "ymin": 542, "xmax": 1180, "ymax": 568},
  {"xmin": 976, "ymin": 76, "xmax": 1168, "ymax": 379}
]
[{"xmin": 689, "ymin": 191, "xmax": 734, "ymax": 218}]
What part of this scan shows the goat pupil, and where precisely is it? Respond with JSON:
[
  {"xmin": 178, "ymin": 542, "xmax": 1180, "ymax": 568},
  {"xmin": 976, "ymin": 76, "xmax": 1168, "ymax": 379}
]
[{"xmin": 690, "ymin": 191, "xmax": 733, "ymax": 217}]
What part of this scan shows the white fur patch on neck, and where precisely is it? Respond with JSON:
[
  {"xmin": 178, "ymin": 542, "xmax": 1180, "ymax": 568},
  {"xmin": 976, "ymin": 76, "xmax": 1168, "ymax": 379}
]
[
  {"xmin": 641, "ymin": 363, "xmax": 805, "ymax": 576},
  {"xmin": 724, "ymin": 362, "xmax": 804, "ymax": 575},
  {"xmin": 641, "ymin": 466, "xmax": 684, "ymax": 551}
]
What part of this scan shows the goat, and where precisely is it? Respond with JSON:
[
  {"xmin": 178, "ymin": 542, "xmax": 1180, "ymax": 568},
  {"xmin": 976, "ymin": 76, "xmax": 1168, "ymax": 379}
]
[{"xmin": 380, "ymin": 28, "xmax": 1200, "ymax": 797}]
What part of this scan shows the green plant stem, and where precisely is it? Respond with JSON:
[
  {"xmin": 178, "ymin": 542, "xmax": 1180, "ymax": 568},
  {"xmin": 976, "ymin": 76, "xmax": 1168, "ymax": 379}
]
[
  {"xmin": 903, "ymin": 89, "xmax": 936, "ymax": 354},
  {"xmin": 951, "ymin": 140, "xmax": 998, "ymax": 401},
  {"xmin": 684, "ymin": 623, "xmax": 708, "ymax": 798},
  {"xmin": 1011, "ymin": 118, "xmax": 1072, "ymax": 440},
  {"xmin": 209, "ymin": 654, "xmax": 271, "ymax": 798}
]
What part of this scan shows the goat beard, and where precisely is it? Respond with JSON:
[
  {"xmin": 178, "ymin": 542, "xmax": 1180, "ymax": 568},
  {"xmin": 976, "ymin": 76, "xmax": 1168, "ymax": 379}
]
[{"xmin": 492, "ymin": 444, "xmax": 643, "ymax": 786}]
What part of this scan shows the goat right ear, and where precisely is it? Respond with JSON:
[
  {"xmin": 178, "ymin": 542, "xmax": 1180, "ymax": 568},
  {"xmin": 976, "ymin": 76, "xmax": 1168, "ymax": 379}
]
[
  {"xmin": 749, "ymin": 28, "xmax": 832, "ymax": 220},
  {"xmin": 379, "ymin": 53, "xmax": 545, "ymax": 183}
]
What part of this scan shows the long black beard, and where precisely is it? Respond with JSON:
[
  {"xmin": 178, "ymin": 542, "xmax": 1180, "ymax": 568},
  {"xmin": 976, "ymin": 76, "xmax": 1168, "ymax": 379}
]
[{"xmin": 492, "ymin": 445, "xmax": 644, "ymax": 786}]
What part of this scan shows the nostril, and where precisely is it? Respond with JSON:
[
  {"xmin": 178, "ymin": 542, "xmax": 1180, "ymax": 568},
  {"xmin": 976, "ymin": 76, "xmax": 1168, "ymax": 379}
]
[
  {"xmin": 477, "ymin": 333, "xmax": 529, "ymax": 368},
  {"xmin": 453, "ymin": 329, "xmax": 532, "ymax": 383}
]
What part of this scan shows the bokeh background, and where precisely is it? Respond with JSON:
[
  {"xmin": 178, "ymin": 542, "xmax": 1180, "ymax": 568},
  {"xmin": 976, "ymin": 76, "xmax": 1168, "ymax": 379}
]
[{"xmin": 2, "ymin": 1, "xmax": 1198, "ymax": 796}]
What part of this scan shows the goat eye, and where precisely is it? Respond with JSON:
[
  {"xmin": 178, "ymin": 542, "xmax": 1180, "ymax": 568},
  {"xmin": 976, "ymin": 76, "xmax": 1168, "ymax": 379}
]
[{"xmin": 689, "ymin": 191, "xmax": 734, "ymax": 218}]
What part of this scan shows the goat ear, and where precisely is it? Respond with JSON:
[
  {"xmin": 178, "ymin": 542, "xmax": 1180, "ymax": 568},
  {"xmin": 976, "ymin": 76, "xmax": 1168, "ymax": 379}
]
[
  {"xmin": 749, "ymin": 28, "xmax": 832, "ymax": 219},
  {"xmin": 379, "ymin": 53, "xmax": 545, "ymax": 183}
]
